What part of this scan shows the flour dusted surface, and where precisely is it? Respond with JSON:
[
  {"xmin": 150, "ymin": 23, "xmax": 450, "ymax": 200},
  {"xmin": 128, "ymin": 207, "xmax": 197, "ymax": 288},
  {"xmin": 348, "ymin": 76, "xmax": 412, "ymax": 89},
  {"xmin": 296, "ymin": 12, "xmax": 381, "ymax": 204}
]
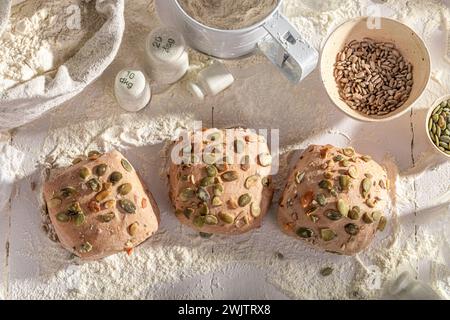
[{"xmin": 0, "ymin": 0, "xmax": 103, "ymax": 90}]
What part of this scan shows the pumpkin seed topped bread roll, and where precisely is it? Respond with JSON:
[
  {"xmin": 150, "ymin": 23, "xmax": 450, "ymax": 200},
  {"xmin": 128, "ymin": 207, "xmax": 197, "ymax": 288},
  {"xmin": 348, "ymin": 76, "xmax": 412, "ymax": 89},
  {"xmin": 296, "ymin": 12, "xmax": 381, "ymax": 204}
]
[
  {"xmin": 168, "ymin": 128, "xmax": 274, "ymax": 235},
  {"xmin": 277, "ymin": 145, "xmax": 389, "ymax": 255},
  {"xmin": 43, "ymin": 150, "xmax": 160, "ymax": 260}
]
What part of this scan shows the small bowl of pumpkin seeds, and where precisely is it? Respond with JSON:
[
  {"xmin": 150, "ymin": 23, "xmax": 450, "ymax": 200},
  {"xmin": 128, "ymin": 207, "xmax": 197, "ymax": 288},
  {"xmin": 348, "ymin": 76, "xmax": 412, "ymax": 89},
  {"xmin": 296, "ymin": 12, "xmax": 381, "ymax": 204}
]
[{"xmin": 426, "ymin": 95, "xmax": 450, "ymax": 158}]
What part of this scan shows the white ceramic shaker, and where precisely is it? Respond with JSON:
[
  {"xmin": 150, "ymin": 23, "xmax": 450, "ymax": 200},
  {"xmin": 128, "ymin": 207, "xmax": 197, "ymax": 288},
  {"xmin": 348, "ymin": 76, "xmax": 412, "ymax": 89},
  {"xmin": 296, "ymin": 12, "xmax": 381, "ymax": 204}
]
[
  {"xmin": 187, "ymin": 61, "xmax": 235, "ymax": 100},
  {"xmin": 145, "ymin": 27, "xmax": 189, "ymax": 85},
  {"xmin": 114, "ymin": 69, "xmax": 151, "ymax": 112}
]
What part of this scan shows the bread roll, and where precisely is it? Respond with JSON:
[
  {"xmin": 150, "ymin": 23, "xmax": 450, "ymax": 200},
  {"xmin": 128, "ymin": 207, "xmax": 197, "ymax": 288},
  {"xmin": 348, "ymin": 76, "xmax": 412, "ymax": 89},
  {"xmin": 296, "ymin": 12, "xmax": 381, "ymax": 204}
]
[
  {"xmin": 168, "ymin": 128, "xmax": 274, "ymax": 235},
  {"xmin": 43, "ymin": 150, "xmax": 160, "ymax": 260},
  {"xmin": 277, "ymin": 145, "xmax": 388, "ymax": 255}
]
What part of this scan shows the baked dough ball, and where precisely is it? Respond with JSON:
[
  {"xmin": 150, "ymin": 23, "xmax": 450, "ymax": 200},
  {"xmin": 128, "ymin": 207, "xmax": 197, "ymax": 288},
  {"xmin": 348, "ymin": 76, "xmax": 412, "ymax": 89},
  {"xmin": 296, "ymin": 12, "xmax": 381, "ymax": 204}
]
[
  {"xmin": 43, "ymin": 150, "xmax": 160, "ymax": 260},
  {"xmin": 277, "ymin": 145, "xmax": 389, "ymax": 255},
  {"xmin": 168, "ymin": 128, "xmax": 274, "ymax": 235}
]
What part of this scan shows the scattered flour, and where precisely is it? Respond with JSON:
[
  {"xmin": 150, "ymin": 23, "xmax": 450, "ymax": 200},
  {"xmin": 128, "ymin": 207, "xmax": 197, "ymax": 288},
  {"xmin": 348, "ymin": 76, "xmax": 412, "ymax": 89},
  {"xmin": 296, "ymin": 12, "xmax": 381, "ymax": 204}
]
[
  {"xmin": 0, "ymin": 0, "xmax": 103, "ymax": 90},
  {"xmin": 2, "ymin": 0, "xmax": 449, "ymax": 299}
]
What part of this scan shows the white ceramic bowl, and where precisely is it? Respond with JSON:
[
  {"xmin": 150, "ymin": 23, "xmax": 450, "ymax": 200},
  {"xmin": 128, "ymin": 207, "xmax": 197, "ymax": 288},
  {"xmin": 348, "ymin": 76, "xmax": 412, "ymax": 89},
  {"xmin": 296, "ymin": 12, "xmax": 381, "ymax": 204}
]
[
  {"xmin": 426, "ymin": 94, "xmax": 450, "ymax": 159},
  {"xmin": 320, "ymin": 17, "xmax": 431, "ymax": 122}
]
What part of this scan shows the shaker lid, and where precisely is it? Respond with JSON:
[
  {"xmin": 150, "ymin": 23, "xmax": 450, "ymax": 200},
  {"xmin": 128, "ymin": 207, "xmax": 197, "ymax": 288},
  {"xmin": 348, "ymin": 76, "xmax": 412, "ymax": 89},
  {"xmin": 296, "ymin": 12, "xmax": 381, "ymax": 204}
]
[{"xmin": 146, "ymin": 27, "xmax": 186, "ymax": 63}]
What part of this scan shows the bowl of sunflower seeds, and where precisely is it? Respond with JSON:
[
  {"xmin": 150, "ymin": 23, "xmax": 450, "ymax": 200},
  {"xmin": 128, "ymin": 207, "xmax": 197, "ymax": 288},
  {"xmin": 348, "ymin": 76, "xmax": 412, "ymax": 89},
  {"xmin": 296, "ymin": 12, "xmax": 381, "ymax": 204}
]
[
  {"xmin": 426, "ymin": 95, "xmax": 450, "ymax": 158},
  {"xmin": 320, "ymin": 17, "xmax": 431, "ymax": 122}
]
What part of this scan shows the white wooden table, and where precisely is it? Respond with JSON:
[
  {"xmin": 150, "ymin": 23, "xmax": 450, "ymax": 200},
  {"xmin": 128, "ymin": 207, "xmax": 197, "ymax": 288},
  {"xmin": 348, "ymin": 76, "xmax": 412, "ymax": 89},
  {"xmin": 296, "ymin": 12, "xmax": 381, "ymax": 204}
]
[{"xmin": 0, "ymin": 0, "xmax": 449, "ymax": 299}]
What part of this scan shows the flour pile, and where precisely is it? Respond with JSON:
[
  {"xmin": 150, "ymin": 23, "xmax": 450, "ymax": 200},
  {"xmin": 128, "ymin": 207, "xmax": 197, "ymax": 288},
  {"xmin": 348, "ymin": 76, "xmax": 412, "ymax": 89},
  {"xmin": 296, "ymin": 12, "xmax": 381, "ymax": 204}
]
[
  {"xmin": 0, "ymin": 0, "xmax": 102, "ymax": 91},
  {"xmin": 2, "ymin": 0, "xmax": 449, "ymax": 299}
]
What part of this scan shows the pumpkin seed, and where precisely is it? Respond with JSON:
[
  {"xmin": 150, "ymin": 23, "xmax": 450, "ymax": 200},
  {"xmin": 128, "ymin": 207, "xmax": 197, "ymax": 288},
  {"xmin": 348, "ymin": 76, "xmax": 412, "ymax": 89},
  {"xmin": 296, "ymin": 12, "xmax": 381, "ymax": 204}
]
[
  {"xmin": 377, "ymin": 216, "xmax": 387, "ymax": 231},
  {"xmin": 340, "ymin": 160, "xmax": 350, "ymax": 167},
  {"xmin": 193, "ymin": 216, "xmax": 206, "ymax": 228},
  {"xmin": 109, "ymin": 171, "xmax": 123, "ymax": 185},
  {"xmin": 240, "ymin": 155, "xmax": 250, "ymax": 171},
  {"xmin": 87, "ymin": 178, "xmax": 101, "ymax": 192},
  {"xmin": 296, "ymin": 227, "xmax": 314, "ymax": 238},
  {"xmin": 79, "ymin": 167, "xmax": 90, "ymax": 180},
  {"xmin": 319, "ymin": 179, "xmax": 333, "ymax": 190},
  {"xmin": 200, "ymin": 176, "xmax": 215, "ymax": 187},
  {"xmin": 324, "ymin": 172, "xmax": 333, "ymax": 179},
  {"xmin": 56, "ymin": 212, "xmax": 70, "ymax": 222},
  {"xmin": 222, "ymin": 171, "xmax": 239, "ymax": 182},
  {"xmin": 118, "ymin": 183, "xmax": 132, "ymax": 196},
  {"xmin": 88, "ymin": 151, "xmax": 101, "ymax": 160},
  {"xmin": 320, "ymin": 267, "xmax": 334, "ymax": 277},
  {"xmin": 199, "ymin": 232, "xmax": 213, "ymax": 238},
  {"xmin": 95, "ymin": 189, "xmax": 111, "ymax": 202},
  {"xmin": 371, "ymin": 211, "xmax": 382, "ymax": 221},
  {"xmin": 67, "ymin": 202, "xmax": 83, "ymax": 215},
  {"xmin": 333, "ymin": 155, "xmax": 343, "ymax": 162},
  {"xmin": 343, "ymin": 147, "xmax": 355, "ymax": 157},
  {"xmin": 261, "ymin": 177, "xmax": 271, "ymax": 187},
  {"xmin": 366, "ymin": 198, "xmax": 376, "ymax": 208},
  {"xmin": 121, "ymin": 159, "xmax": 133, "ymax": 172},
  {"xmin": 245, "ymin": 175, "xmax": 259, "ymax": 189},
  {"xmin": 361, "ymin": 155, "xmax": 372, "ymax": 162},
  {"xmin": 339, "ymin": 175, "xmax": 350, "ymax": 191},
  {"xmin": 258, "ymin": 153, "xmax": 272, "ymax": 167},
  {"xmin": 337, "ymin": 199, "xmax": 349, "ymax": 216},
  {"xmin": 79, "ymin": 242, "xmax": 92, "ymax": 253},
  {"xmin": 238, "ymin": 194, "xmax": 252, "ymax": 207},
  {"xmin": 213, "ymin": 184, "xmax": 224, "ymax": 196},
  {"xmin": 128, "ymin": 222, "xmax": 139, "ymax": 236},
  {"xmin": 219, "ymin": 212, "xmax": 234, "ymax": 224},
  {"xmin": 440, "ymin": 135, "xmax": 450, "ymax": 144},
  {"xmin": 47, "ymin": 197, "xmax": 62, "ymax": 209},
  {"xmin": 320, "ymin": 228, "xmax": 337, "ymax": 241},
  {"xmin": 361, "ymin": 178, "xmax": 372, "ymax": 197},
  {"xmin": 197, "ymin": 187, "xmax": 210, "ymax": 202},
  {"xmin": 203, "ymin": 153, "xmax": 217, "ymax": 165},
  {"xmin": 362, "ymin": 212, "xmax": 374, "ymax": 224},
  {"xmin": 250, "ymin": 203, "xmax": 261, "ymax": 217},
  {"xmin": 344, "ymin": 223, "xmax": 359, "ymax": 235},
  {"xmin": 348, "ymin": 206, "xmax": 360, "ymax": 220},
  {"xmin": 60, "ymin": 187, "xmax": 78, "ymax": 199},
  {"xmin": 180, "ymin": 188, "xmax": 195, "ymax": 201},
  {"xmin": 119, "ymin": 199, "xmax": 136, "ymax": 214},
  {"xmin": 99, "ymin": 212, "xmax": 115, "ymax": 222},
  {"xmin": 206, "ymin": 165, "xmax": 218, "ymax": 177},
  {"xmin": 234, "ymin": 139, "xmax": 245, "ymax": 154},
  {"xmin": 74, "ymin": 213, "xmax": 86, "ymax": 226},
  {"xmin": 184, "ymin": 208, "xmax": 194, "ymax": 219},
  {"xmin": 212, "ymin": 196, "xmax": 223, "ymax": 207},
  {"xmin": 94, "ymin": 163, "xmax": 108, "ymax": 176},
  {"xmin": 348, "ymin": 166, "xmax": 358, "ymax": 178},
  {"xmin": 306, "ymin": 206, "xmax": 318, "ymax": 215},
  {"xmin": 325, "ymin": 210, "xmax": 342, "ymax": 221},
  {"xmin": 205, "ymin": 215, "xmax": 218, "ymax": 225},
  {"xmin": 295, "ymin": 171, "xmax": 305, "ymax": 184},
  {"xmin": 316, "ymin": 194, "xmax": 327, "ymax": 207}
]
